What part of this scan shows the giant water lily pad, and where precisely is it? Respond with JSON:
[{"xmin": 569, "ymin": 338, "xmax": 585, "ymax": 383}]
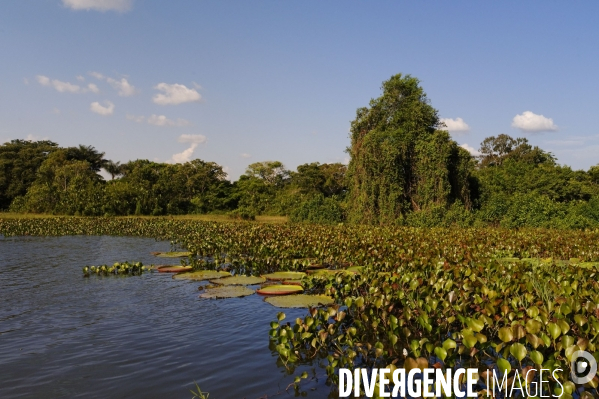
[
  {"xmin": 157, "ymin": 265, "xmax": 192, "ymax": 273},
  {"xmin": 345, "ymin": 266, "xmax": 364, "ymax": 274},
  {"xmin": 155, "ymin": 251, "xmax": 193, "ymax": 258},
  {"xmin": 265, "ymin": 294, "xmax": 334, "ymax": 308},
  {"xmin": 200, "ymin": 286, "xmax": 254, "ymax": 299},
  {"xmin": 257, "ymin": 285, "xmax": 304, "ymax": 295},
  {"xmin": 262, "ymin": 271, "xmax": 306, "ymax": 281},
  {"xmin": 209, "ymin": 275, "xmax": 266, "ymax": 286},
  {"xmin": 172, "ymin": 270, "xmax": 231, "ymax": 280}
]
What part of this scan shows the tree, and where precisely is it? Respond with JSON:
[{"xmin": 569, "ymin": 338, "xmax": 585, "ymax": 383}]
[
  {"xmin": 346, "ymin": 74, "xmax": 473, "ymax": 224},
  {"xmin": 64, "ymin": 144, "xmax": 107, "ymax": 173},
  {"xmin": 478, "ymin": 134, "xmax": 554, "ymax": 167},
  {"xmin": 0, "ymin": 139, "xmax": 59, "ymax": 209},
  {"xmin": 243, "ymin": 161, "xmax": 289, "ymax": 186},
  {"xmin": 103, "ymin": 160, "xmax": 123, "ymax": 180}
]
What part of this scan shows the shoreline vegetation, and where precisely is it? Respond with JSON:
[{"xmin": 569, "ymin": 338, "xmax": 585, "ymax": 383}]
[
  {"xmin": 2, "ymin": 74, "xmax": 599, "ymax": 229},
  {"xmin": 1, "ymin": 218, "xmax": 599, "ymax": 397}
]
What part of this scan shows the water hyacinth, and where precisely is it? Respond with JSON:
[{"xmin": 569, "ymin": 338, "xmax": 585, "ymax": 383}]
[{"xmin": 83, "ymin": 261, "xmax": 145, "ymax": 277}]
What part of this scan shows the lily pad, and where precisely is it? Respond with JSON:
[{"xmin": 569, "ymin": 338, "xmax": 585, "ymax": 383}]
[
  {"xmin": 257, "ymin": 285, "xmax": 304, "ymax": 295},
  {"xmin": 155, "ymin": 251, "xmax": 193, "ymax": 258},
  {"xmin": 282, "ymin": 280, "xmax": 304, "ymax": 286},
  {"xmin": 262, "ymin": 271, "xmax": 306, "ymax": 281},
  {"xmin": 157, "ymin": 265, "xmax": 193, "ymax": 273},
  {"xmin": 265, "ymin": 294, "xmax": 334, "ymax": 308},
  {"xmin": 200, "ymin": 286, "xmax": 255, "ymax": 299},
  {"xmin": 209, "ymin": 275, "xmax": 266, "ymax": 286},
  {"xmin": 345, "ymin": 266, "xmax": 364, "ymax": 273},
  {"xmin": 172, "ymin": 270, "xmax": 232, "ymax": 280}
]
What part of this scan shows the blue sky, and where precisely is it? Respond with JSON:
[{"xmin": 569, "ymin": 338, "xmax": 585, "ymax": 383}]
[{"xmin": 1, "ymin": 1, "xmax": 598, "ymax": 180}]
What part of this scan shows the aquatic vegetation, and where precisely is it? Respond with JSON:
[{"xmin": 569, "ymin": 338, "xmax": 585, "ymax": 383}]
[
  {"xmin": 209, "ymin": 275, "xmax": 265, "ymax": 285},
  {"xmin": 257, "ymin": 285, "xmax": 304, "ymax": 295},
  {"xmin": 264, "ymin": 294, "xmax": 334, "ymax": 308},
  {"xmin": 154, "ymin": 251, "xmax": 193, "ymax": 258},
  {"xmin": 83, "ymin": 261, "xmax": 145, "ymax": 276},
  {"xmin": 156, "ymin": 265, "xmax": 192, "ymax": 273},
  {"xmin": 199, "ymin": 286, "xmax": 254, "ymax": 299},
  {"xmin": 172, "ymin": 270, "xmax": 232, "ymax": 281},
  {"xmin": 4, "ymin": 218, "xmax": 599, "ymax": 396},
  {"xmin": 262, "ymin": 272, "xmax": 306, "ymax": 281}
]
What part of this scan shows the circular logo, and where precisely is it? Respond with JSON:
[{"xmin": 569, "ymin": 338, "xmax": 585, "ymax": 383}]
[{"xmin": 570, "ymin": 350, "xmax": 597, "ymax": 384}]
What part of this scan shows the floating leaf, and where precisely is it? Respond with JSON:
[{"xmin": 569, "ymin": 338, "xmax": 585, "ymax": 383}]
[
  {"xmin": 345, "ymin": 266, "xmax": 364, "ymax": 274},
  {"xmin": 172, "ymin": 270, "xmax": 232, "ymax": 280},
  {"xmin": 498, "ymin": 327, "xmax": 514, "ymax": 342},
  {"xmin": 262, "ymin": 271, "xmax": 306, "ymax": 281},
  {"xmin": 497, "ymin": 358, "xmax": 511, "ymax": 374},
  {"xmin": 264, "ymin": 294, "xmax": 334, "ymax": 308},
  {"xmin": 510, "ymin": 343, "xmax": 527, "ymax": 361},
  {"xmin": 209, "ymin": 275, "xmax": 266, "ymax": 285},
  {"xmin": 257, "ymin": 285, "xmax": 304, "ymax": 295},
  {"xmin": 155, "ymin": 251, "xmax": 192, "ymax": 258},
  {"xmin": 157, "ymin": 265, "xmax": 193, "ymax": 273},
  {"xmin": 199, "ymin": 286, "xmax": 254, "ymax": 299}
]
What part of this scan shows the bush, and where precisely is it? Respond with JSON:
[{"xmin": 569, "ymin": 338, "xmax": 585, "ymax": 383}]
[
  {"xmin": 290, "ymin": 194, "xmax": 344, "ymax": 224},
  {"xmin": 228, "ymin": 207, "xmax": 256, "ymax": 220}
]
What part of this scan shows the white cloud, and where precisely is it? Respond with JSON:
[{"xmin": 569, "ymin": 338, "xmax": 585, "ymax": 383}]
[
  {"xmin": 460, "ymin": 143, "xmax": 481, "ymax": 156},
  {"xmin": 89, "ymin": 71, "xmax": 104, "ymax": 80},
  {"xmin": 512, "ymin": 111, "xmax": 558, "ymax": 133},
  {"xmin": 106, "ymin": 77, "xmax": 136, "ymax": 96},
  {"xmin": 62, "ymin": 0, "xmax": 133, "ymax": 12},
  {"xmin": 76, "ymin": 75, "xmax": 85, "ymax": 81},
  {"xmin": 26, "ymin": 134, "xmax": 50, "ymax": 141},
  {"xmin": 147, "ymin": 114, "xmax": 190, "ymax": 127},
  {"xmin": 126, "ymin": 114, "xmax": 145, "ymax": 123},
  {"xmin": 36, "ymin": 75, "xmax": 98, "ymax": 94},
  {"xmin": 90, "ymin": 101, "xmax": 115, "ymax": 116},
  {"xmin": 171, "ymin": 134, "xmax": 207, "ymax": 163},
  {"xmin": 440, "ymin": 117, "xmax": 470, "ymax": 133},
  {"xmin": 87, "ymin": 83, "xmax": 100, "ymax": 93},
  {"xmin": 153, "ymin": 83, "xmax": 201, "ymax": 105},
  {"xmin": 240, "ymin": 153, "xmax": 252, "ymax": 159},
  {"xmin": 52, "ymin": 108, "xmax": 61, "ymax": 115},
  {"xmin": 178, "ymin": 134, "xmax": 207, "ymax": 144},
  {"xmin": 23, "ymin": 78, "xmax": 29, "ymax": 85}
]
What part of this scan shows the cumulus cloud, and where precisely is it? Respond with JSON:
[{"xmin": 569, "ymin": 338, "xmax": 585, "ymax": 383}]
[
  {"xmin": 147, "ymin": 114, "xmax": 190, "ymax": 127},
  {"xmin": 440, "ymin": 117, "xmax": 470, "ymax": 133},
  {"xmin": 89, "ymin": 71, "xmax": 105, "ymax": 80},
  {"xmin": 171, "ymin": 134, "xmax": 207, "ymax": 163},
  {"xmin": 36, "ymin": 75, "xmax": 98, "ymax": 94},
  {"xmin": 62, "ymin": 0, "xmax": 133, "ymax": 12},
  {"xmin": 106, "ymin": 77, "xmax": 136, "ymax": 96},
  {"xmin": 153, "ymin": 83, "xmax": 201, "ymax": 105},
  {"xmin": 87, "ymin": 83, "xmax": 100, "ymax": 93},
  {"xmin": 459, "ymin": 143, "xmax": 481, "ymax": 156},
  {"xmin": 126, "ymin": 114, "xmax": 145, "ymax": 123},
  {"xmin": 26, "ymin": 134, "xmax": 50, "ymax": 141},
  {"xmin": 90, "ymin": 101, "xmax": 115, "ymax": 116},
  {"xmin": 240, "ymin": 153, "xmax": 252, "ymax": 159},
  {"xmin": 76, "ymin": 75, "xmax": 85, "ymax": 81},
  {"xmin": 512, "ymin": 111, "xmax": 558, "ymax": 133}
]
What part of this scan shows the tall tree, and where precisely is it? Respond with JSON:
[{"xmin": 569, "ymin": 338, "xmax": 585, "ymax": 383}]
[
  {"xmin": 103, "ymin": 160, "xmax": 123, "ymax": 180},
  {"xmin": 0, "ymin": 139, "xmax": 59, "ymax": 209},
  {"xmin": 346, "ymin": 74, "xmax": 473, "ymax": 224}
]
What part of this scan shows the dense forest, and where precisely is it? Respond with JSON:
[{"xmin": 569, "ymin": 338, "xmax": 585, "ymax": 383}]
[{"xmin": 2, "ymin": 74, "xmax": 599, "ymax": 228}]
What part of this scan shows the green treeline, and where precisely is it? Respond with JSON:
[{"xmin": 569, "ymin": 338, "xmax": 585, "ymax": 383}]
[{"xmin": 2, "ymin": 73, "xmax": 599, "ymax": 228}]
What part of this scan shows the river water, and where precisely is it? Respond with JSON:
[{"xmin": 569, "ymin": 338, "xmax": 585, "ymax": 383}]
[{"xmin": 0, "ymin": 235, "xmax": 330, "ymax": 399}]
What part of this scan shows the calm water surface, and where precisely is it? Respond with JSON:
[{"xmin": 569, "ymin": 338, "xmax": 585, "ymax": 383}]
[{"xmin": 0, "ymin": 236, "xmax": 330, "ymax": 399}]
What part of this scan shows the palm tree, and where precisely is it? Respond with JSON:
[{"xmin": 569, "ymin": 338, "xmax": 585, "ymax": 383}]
[
  {"xmin": 103, "ymin": 160, "xmax": 123, "ymax": 180},
  {"xmin": 65, "ymin": 145, "xmax": 107, "ymax": 172}
]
